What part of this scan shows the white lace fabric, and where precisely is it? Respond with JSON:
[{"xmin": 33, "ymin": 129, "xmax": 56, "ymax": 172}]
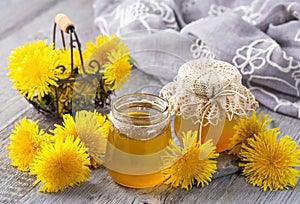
[{"xmin": 160, "ymin": 59, "xmax": 258, "ymax": 126}]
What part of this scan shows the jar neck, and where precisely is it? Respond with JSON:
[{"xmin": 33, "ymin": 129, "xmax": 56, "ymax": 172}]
[{"xmin": 111, "ymin": 93, "xmax": 169, "ymax": 126}]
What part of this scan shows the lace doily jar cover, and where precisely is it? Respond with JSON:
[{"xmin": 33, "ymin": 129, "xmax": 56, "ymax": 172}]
[{"xmin": 160, "ymin": 59, "xmax": 258, "ymax": 152}]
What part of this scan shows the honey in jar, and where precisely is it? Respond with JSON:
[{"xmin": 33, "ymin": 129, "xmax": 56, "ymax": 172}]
[
  {"xmin": 174, "ymin": 115, "xmax": 237, "ymax": 152},
  {"xmin": 105, "ymin": 93, "xmax": 171, "ymax": 188}
]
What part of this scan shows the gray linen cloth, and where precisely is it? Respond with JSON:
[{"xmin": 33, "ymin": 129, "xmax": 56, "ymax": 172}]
[{"xmin": 93, "ymin": 0, "xmax": 300, "ymax": 118}]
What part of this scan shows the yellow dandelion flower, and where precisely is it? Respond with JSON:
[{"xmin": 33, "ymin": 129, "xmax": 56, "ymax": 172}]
[
  {"xmin": 30, "ymin": 135, "xmax": 91, "ymax": 192},
  {"xmin": 51, "ymin": 111, "xmax": 107, "ymax": 168},
  {"xmin": 75, "ymin": 110, "xmax": 107, "ymax": 168},
  {"xmin": 51, "ymin": 114, "xmax": 77, "ymax": 140},
  {"xmin": 94, "ymin": 111, "xmax": 110, "ymax": 138},
  {"xmin": 57, "ymin": 48, "xmax": 82, "ymax": 78},
  {"xmin": 7, "ymin": 40, "xmax": 60, "ymax": 100},
  {"xmin": 162, "ymin": 131, "xmax": 219, "ymax": 190},
  {"xmin": 239, "ymin": 129, "xmax": 300, "ymax": 191},
  {"xmin": 7, "ymin": 118, "xmax": 48, "ymax": 172},
  {"xmin": 228, "ymin": 110, "xmax": 275, "ymax": 156},
  {"xmin": 83, "ymin": 35, "xmax": 120, "ymax": 71},
  {"xmin": 103, "ymin": 48, "xmax": 132, "ymax": 90}
]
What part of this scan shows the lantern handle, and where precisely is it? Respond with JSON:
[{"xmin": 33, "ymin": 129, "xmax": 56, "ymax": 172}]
[{"xmin": 55, "ymin": 13, "xmax": 75, "ymax": 33}]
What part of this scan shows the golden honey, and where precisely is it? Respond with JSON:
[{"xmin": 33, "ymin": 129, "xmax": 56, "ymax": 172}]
[
  {"xmin": 174, "ymin": 115, "xmax": 236, "ymax": 152},
  {"xmin": 106, "ymin": 94, "xmax": 171, "ymax": 188}
]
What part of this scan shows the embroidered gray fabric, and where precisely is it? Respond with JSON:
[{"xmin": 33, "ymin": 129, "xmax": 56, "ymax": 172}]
[{"xmin": 93, "ymin": 0, "xmax": 300, "ymax": 118}]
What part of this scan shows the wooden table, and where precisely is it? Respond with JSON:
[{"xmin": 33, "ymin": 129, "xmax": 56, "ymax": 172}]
[{"xmin": 0, "ymin": 0, "xmax": 299, "ymax": 203}]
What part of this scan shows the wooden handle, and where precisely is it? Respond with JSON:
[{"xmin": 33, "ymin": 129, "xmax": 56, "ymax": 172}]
[{"xmin": 55, "ymin": 13, "xmax": 75, "ymax": 33}]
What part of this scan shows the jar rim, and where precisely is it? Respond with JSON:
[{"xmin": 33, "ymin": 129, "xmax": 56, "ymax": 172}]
[{"xmin": 112, "ymin": 93, "xmax": 169, "ymax": 124}]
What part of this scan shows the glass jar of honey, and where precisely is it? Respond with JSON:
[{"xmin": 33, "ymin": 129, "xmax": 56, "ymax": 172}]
[
  {"xmin": 160, "ymin": 59, "xmax": 258, "ymax": 152},
  {"xmin": 105, "ymin": 93, "xmax": 171, "ymax": 188}
]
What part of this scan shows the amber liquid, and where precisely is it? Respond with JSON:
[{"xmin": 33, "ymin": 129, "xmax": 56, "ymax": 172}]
[
  {"xmin": 107, "ymin": 112, "xmax": 171, "ymax": 188},
  {"xmin": 174, "ymin": 115, "xmax": 236, "ymax": 152}
]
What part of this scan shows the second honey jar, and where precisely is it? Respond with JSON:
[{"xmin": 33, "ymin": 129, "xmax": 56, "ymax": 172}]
[{"xmin": 161, "ymin": 59, "xmax": 258, "ymax": 152}]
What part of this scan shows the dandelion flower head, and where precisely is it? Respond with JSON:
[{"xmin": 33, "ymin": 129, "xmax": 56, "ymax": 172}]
[
  {"xmin": 7, "ymin": 40, "xmax": 60, "ymax": 100},
  {"xmin": 239, "ymin": 129, "xmax": 300, "ymax": 191},
  {"xmin": 103, "ymin": 47, "xmax": 131, "ymax": 90},
  {"xmin": 57, "ymin": 48, "xmax": 82, "ymax": 79},
  {"xmin": 51, "ymin": 114, "xmax": 77, "ymax": 141},
  {"xmin": 163, "ymin": 131, "xmax": 219, "ymax": 190},
  {"xmin": 83, "ymin": 35, "xmax": 120, "ymax": 71},
  {"xmin": 7, "ymin": 118, "xmax": 48, "ymax": 172},
  {"xmin": 30, "ymin": 135, "xmax": 91, "ymax": 192},
  {"xmin": 228, "ymin": 110, "xmax": 275, "ymax": 156},
  {"xmin": 75, "ymin": 110, "xmax": 107, "ymax": 168},
  {"xmin": 94, "ymin": 111, "xmax": 110, "ymax": 138}
]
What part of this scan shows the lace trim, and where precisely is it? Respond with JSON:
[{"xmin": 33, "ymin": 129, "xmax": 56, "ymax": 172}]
[
  {"xmin": 233, "ymin": 38, "xmax": 300, "ymax": 74},
  {"xmin": 233, "ymin": 38, "xmax": 300, "ymax": 96},
  {"xmin": 95, "ymin": 0, "xmax": 178, "ymax": 35},
  {"xmin": 208, "ymin": 0, "xmax": 266, "ymax": 24},
  {"xmin": 190, "ymin": 39, "xmax": 215, "ymax": 59},
  {"xmin": 125, "ymin": 0, "xmax": 178, "ymax": 31},
  {"xmin": 233, "ymin": 37, "xmax": 300, "ymax": 118}
]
